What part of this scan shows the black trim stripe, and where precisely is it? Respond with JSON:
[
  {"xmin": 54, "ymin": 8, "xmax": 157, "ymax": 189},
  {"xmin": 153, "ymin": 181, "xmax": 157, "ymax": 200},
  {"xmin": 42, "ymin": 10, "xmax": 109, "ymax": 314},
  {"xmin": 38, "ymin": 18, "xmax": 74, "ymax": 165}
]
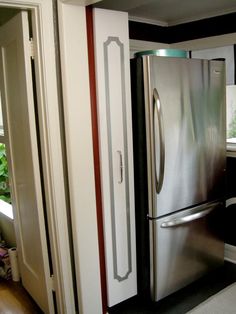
[
  {"xmin": 234, "ymin": 45, "xmax": 236, "ymax": 85},
  {"xmin": 129, "ymin": 12, "xmax": 236, "ymax": 44},
  {"xmin": 129, "ymin": 21, "xmax": 169, "ymax": 43}
]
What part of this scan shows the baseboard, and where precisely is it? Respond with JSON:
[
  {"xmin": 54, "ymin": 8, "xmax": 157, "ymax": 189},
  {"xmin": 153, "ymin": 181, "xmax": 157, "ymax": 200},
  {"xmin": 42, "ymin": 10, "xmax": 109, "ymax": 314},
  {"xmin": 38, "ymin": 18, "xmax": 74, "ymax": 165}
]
[{"xmin": 224, "ymin": 243, "xmax": 236, "ymax": 264}]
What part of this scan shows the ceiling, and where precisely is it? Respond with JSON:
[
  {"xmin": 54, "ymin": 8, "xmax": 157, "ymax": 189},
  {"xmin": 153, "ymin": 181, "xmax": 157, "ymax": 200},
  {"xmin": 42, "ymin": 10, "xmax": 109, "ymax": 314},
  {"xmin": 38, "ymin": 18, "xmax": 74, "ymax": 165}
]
[{"xmin": 94, "ymin": 0, "xmax": 236, "ymax": 26}]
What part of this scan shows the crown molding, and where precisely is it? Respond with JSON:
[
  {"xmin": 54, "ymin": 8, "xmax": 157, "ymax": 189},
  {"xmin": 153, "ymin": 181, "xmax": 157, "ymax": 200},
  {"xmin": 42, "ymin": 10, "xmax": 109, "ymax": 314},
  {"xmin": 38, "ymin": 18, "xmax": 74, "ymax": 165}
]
[
  {"xmin": 129, "ymin": 15, "xmax": 168, "ymax": 27},
  {"xmin": 60, "ymin": 0, "xmax": 101, "ymax": 5},
  {"xmin": 168, "ymin": 6, "xmax": 236, "ymax": 26},
  {"xmin": 130, "ymin": 6, "xmax": 236, "ymax": 27}
]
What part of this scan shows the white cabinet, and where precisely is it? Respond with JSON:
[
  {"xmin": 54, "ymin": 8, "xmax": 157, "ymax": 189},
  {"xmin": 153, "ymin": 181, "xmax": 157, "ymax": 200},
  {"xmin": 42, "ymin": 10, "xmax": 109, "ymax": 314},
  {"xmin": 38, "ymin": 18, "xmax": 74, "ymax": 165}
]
[{"xmin": 93, "ymin": 8, "xmax": 137, "ymax": 307}]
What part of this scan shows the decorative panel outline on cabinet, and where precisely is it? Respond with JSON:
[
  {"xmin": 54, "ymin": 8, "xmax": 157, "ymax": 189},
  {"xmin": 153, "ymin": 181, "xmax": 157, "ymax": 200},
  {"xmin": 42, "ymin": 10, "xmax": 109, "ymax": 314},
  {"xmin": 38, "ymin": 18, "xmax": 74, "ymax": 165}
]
[
  {"xmin": 93, "ymin": 8, "xmax": 137, "ymax": 307},
  {"xmin": 103, "ymin": 36, "xmax": 132, "ymax": 282}
]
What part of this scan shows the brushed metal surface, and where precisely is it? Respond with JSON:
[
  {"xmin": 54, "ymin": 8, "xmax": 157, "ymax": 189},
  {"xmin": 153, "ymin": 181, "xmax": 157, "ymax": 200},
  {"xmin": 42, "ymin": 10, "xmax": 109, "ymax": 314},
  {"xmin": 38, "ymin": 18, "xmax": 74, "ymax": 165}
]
[
  {"xmin": 143, "ymin": 56, "xmax": 226, "ymax": 218},
  {"xmin": 160, "ymin": 203, "xmax": 216, "ymax": 228},
  {"xmin": 150, "ymin": 201, "xmax": 224, "ymax": 301}
]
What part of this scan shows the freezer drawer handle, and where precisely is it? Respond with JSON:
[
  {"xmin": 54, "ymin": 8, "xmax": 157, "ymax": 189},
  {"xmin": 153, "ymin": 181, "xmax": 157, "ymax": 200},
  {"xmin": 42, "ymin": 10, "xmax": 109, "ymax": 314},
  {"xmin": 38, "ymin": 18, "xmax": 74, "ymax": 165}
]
[
  {"xmin": 117, "ymin": 150, "xmax": 123, "ymax": 184},
  {"xmin": 153, "ymin": 88, "xmax": 165, "ymax": 193},
  {"xmin": 160, "ymin": 205, "xmax": 218, "ymax": 228}
]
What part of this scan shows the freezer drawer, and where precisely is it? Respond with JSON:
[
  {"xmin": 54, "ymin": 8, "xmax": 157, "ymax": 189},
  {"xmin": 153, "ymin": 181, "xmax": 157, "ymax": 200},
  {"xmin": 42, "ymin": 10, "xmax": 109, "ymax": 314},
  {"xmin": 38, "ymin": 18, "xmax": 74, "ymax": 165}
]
[{"xmin": 150, "ymin": 201, "xmax": 224, "ymax": 301}]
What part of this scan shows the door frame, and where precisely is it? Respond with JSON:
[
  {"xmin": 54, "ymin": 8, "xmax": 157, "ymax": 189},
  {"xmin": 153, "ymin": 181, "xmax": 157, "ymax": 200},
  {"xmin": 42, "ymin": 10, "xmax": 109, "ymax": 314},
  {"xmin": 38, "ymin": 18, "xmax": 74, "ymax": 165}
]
[
  {"xmin": 57, "ymin": 1, "xmax": 104, "ymax": 314},
  {"xmin": 0, "ymin": 1, "xmax": 75, "ymax": 313}
]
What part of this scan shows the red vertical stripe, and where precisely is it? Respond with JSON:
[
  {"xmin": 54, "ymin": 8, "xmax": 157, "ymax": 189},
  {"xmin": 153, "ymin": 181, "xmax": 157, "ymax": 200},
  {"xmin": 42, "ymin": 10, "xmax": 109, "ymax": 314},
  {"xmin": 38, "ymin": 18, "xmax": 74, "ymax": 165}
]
[{"xmin": 86, "ymin": 6, "xmax": 108, "ymax": 314}]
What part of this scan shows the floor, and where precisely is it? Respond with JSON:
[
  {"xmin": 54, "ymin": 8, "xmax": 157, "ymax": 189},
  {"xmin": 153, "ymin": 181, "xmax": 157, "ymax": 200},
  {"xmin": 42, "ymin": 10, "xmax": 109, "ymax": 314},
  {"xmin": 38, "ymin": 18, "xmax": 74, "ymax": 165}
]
[
  {"xmin": 1, "ymin": 262, "xmax": 235, "ymax": 314},
  {"xmin": 109, "ymin": 261, "xmax": 236, "ymax": 314},
  {"xmin": 0, "ymin": 280, "xmax": 42, "ymax": 314}
]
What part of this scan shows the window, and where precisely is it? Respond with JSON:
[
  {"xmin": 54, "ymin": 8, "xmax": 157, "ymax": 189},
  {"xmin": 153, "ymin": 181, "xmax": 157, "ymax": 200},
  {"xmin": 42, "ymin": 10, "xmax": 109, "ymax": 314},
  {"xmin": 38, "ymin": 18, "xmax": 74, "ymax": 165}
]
[
  {"xmin": 0, "ymin": 143, "xmax": 10, "ymax": 204},
  {"xmin": 0, "ymin": 92, "xmax": 12, "ymax": 219},
  {"xmin": 226, "ymin": 85, "xmax": 236, "ymax": 145}
]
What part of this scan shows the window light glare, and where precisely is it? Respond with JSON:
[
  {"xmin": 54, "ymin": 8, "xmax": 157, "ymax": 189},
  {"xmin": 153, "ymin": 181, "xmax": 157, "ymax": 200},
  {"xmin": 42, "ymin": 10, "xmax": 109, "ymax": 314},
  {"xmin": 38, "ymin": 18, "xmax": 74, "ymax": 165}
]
[{"xmin": 0, "ymin": 199, "xmax": 13, "ymax": 219}]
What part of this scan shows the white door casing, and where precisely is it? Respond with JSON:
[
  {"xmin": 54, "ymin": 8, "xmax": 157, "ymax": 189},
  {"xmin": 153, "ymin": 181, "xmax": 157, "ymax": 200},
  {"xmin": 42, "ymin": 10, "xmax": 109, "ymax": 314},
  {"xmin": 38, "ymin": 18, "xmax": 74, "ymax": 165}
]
[
  {"xmin": 0, "ymin": 1, "xmax": 105, "ymax": 313},
  {"xmin": 57, "ymin": 3, "xmax": 103, "ymax": 313},
  {"xmin": 0, "ymin": 11, "xmax": 52, "ymax": 313}
]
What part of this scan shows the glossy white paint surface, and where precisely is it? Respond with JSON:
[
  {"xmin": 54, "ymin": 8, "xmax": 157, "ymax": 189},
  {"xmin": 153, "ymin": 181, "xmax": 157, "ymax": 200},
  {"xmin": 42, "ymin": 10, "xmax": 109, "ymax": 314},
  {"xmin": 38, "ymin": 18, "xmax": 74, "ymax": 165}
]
[
  {"xmin": 57, "ymin": 3, "xmax": 103, "ymax": 314},
  {"xmin": 93, "ymin": 8, "xmax": 137, "ymax": 307}
]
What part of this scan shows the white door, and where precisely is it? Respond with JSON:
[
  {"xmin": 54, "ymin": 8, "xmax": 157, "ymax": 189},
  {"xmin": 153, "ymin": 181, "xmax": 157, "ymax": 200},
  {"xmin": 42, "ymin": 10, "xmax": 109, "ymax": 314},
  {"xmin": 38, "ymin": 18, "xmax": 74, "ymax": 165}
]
[{"xmin": 0, "ymin": 11, "xmax": 54, "ymax": 313}]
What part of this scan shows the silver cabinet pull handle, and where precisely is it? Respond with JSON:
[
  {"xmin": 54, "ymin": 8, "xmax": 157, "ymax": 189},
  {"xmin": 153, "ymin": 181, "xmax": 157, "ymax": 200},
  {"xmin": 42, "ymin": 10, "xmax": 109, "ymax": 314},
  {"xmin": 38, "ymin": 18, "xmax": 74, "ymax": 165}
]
[
  {"xmin": 117, "ymin": 150, "xmax": 123, "ymax": 184},
  {"xmin": 153, "ymin": 88, "xmax": 165, "ymax": 193}
]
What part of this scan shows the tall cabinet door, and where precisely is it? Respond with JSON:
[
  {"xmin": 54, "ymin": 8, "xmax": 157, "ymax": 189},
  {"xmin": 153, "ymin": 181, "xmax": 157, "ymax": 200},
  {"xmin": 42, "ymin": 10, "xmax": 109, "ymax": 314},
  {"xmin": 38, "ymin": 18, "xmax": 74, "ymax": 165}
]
[{"xmin": 93, "ymin": 8, "xmax": 137, "ymax": 307}]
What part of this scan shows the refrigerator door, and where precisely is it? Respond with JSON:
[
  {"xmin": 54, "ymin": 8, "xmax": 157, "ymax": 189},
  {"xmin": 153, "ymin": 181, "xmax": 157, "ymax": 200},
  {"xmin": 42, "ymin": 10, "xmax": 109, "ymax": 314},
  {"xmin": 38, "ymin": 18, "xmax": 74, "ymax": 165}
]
[
  {"xmin": 143, "ymin": 56, "xmax": 226, "ymax": 218},
  {"xmin": 150, "ymin": 201, "xmax": 224, "ymax": 301}
]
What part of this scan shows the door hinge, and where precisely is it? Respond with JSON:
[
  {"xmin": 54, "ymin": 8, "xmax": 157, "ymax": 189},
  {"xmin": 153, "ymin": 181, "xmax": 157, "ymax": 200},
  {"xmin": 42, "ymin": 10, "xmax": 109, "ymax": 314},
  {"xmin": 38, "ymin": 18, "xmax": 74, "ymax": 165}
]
[
  {"xmin": 29, "ymin": 38, "xmax": 35, "ymax": 59},
  {"xmin": 50, "ymin": 274, "xmax": 55, "ymax": 291}
]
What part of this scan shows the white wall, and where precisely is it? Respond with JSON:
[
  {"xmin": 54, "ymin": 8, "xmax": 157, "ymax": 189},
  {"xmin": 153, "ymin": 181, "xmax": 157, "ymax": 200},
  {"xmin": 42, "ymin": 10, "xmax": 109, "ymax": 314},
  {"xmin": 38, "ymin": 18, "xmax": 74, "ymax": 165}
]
[
  {"xmin": 171, "ymin": 33, "xmax": 236, "ymax": 50},
  {"xmin": 130, "ymin": 33, "xmax": 236, "ymax": 58}
]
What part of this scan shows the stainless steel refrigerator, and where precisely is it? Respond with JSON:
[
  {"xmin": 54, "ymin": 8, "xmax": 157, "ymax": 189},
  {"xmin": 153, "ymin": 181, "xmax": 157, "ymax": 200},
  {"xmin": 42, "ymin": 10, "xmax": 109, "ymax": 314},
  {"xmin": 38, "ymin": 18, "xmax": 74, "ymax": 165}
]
[{"xmin": 130, "ymin": 52, "xmax": 226, "ymax": 302}]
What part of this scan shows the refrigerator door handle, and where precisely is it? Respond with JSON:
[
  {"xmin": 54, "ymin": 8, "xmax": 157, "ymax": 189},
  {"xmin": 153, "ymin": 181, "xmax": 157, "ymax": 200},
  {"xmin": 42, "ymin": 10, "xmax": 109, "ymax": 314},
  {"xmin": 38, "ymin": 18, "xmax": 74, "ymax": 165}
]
[
  {"xmin": 117, "ymin": 150, "xmax": 123, "ymax": 184},
  {"xmin": 153, "ymin": 88, "xmax": 165, "ymax": 193},
  {"xmin": 160, "ymin": 204, "xmax": 220, "ymax": 228}
]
